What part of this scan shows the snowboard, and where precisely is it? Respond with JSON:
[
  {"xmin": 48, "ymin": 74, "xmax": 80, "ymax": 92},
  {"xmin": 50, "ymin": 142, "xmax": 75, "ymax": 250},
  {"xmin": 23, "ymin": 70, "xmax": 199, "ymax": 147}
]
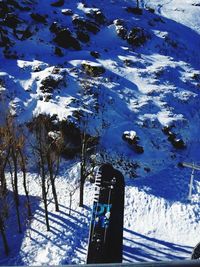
[
  {"xmin": 86, "ymin": 164, "xmax": 125, "ymax": 264},
  {"xmin": 191, "ymin": 242, "xmax": 200, "ymax": 260}
]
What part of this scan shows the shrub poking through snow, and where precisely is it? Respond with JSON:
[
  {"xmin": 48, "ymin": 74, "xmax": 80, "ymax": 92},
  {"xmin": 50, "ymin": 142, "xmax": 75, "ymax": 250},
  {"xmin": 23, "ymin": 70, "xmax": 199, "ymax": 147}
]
[
  {"xmin": 114, "ymin": 19, "xmax": 128, "ymax": 40},
  {"xmin": 81, "ymin": 61, "xmax": 105, "ymax": 77},
  {"xmin": 122, "ymin": 131, "xmax": 144, "ymax": 154},
  {"xmin": 162, "ymin": 126, "xmax": 186, "ymax": 149},
  {"xmin": 127, "ymin": 27, "xmax": 149, "ymax": 47},
  {"xmin": 40, "ymin": 74, "xmax": 64, "ymax": 93}
]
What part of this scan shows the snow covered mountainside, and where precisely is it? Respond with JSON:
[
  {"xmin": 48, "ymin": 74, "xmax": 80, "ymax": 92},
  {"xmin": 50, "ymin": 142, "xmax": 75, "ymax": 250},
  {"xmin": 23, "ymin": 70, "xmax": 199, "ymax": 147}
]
[{"xmin": 0, "ymin": 0, "xmax": 200, "ymax": 265}]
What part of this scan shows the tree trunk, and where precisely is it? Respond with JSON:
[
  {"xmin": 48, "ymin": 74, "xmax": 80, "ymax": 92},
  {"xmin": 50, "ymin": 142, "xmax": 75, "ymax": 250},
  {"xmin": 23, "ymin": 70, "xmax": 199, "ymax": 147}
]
[
  {"xmin": 19, "ymin": 149, "xmax": 32, "ymax": 217},
  {"xmin": 136, "ymin": 0, "xmax": 139, "ymax": 8},
  {"xmin": 12, "ymin": 151, "xmax": 19, "ymax": 207},
  {"xmin": 0, "ymin": 216, "xmax": 9, "ymax": 255},
  {"xmin": 43, "ymin": 186, "xmax": 50, "ymax": 231},
  {"xmin": 41, "ymin": 168, "xmax": 50, "ymax": 231},
  {"xmin": 79, "ymin": 181, "xmax": 84, "ymax": 207},
  {"xmin": 50, "ymin": 177, "xmax": 59, "ymax": 212}
]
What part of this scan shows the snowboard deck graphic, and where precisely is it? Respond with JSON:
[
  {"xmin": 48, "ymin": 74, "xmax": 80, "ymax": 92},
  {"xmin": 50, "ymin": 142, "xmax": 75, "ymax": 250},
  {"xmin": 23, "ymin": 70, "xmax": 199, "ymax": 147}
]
[
  {"xmin": 86, "ymin": 164, "xmax": 124, "ymax": 264},
  {"xmin": 191, "ymin": 242, "xmax": 200, "ymax": 259}
]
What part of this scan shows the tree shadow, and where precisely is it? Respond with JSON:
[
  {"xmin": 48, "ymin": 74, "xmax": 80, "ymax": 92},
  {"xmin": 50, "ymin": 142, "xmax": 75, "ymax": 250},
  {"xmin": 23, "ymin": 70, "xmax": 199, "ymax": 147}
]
[
  {"xmin": 0, "ymin": 191, "xmax": 40, "ymax": 266},
  {"xmin": 21, "ymin": 203, "xmax": 91, "ymax": 265},
  {"xmin": 123, "ymin": 228, "xmax": 192, "ymax": 263}
]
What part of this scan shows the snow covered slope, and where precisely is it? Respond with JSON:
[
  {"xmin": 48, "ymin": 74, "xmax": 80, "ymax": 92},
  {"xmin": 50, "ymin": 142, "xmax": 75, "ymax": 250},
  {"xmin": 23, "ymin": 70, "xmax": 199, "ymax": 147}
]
[{"xmin": 0, "ymin": 0, "xmax": 200, "ymax": 265}]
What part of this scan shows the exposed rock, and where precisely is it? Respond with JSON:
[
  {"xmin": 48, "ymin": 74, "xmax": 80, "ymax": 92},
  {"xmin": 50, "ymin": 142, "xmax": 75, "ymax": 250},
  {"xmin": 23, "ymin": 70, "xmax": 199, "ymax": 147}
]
[
  {"xmin": 76, "ymin": 30, "xmax": 90, "ymax": 43},
  {"xmin": 192, "ymin": 73, "xmax": 200, "ymax": 82},
  {"xmin": 3, "ymin": 48, "xmax": 18, "ymax": 59},
  {"xmin": 127, "ymin": 27, "xmax": 149, "ymax": 46},
  {"xmin": 3, "ymin": 13, "xmax": 21, "ymax": 28},
  {"xmin": 113, "ymin": 20, "xmax": 127, "ymax": 40},
  {"xmin": 81, "ymin": 61, "xmax": 105, "ymax": 77},
  {"xmin": 40, "ymin": 74, "xmax": 64, "ymax": 93},
  {"xmin": 0, "ymin": 28, "xmax": 10, "ymax": 47},
  {"xmin": 116, "ymin": 25, "xmax": 128, "ymax": 40},
  {"xmin": 51, "ymin": 0, "xmax": 64, "ymax": 7},
  {"xmin": 14, "ymin": 24, "xmax": 32, "ymax": 40},
  {"xmin": 126, "ymin": 7, "xmax": 143, "ymax": 15},
  {"xmin": 90, "ymin": 51, "xmax": 100, "ymax": 58},
  {"xmin": 122, "ymin": 131, "xmax": 138, "ymax": 145},
  {"xmin": 113, "ymin": 19, "xmax": 124, "ymax": 26},
  {"xmin": 171, "ymin": 138, "xmax": 186, "ymax": 149},
  {"xmin": 72, "ymin": 16, "xmax": 100, "ymax": 34},
  {"xmin": 0, "ymin": 1, "xmax": 10, "ymax": 19},
  {"xmin": 54, "ymin": 46, "xmax": 63, "ymax": 56},
  {"xmin": 122, "ymin": 131, "xmax": 144, "ymax": 154},
  {"xmin": 147, "ymin": 7, "xmax": 155, "ymax": 13},
  {"xmin": 162, "ymin": 126, "xmax": 186, "ymax": 149},
  {"xmin": 61, "ymin": 9, "xmax": 73, "ymax": 16},
  {"xmin": 164, "ymin": 35, "xmax": 178, "ymax": 48},
  {"xmin": 53, "ymin": 28, "xmax": 81, "ymax": 50},
  {"xmin": 50, "ymin": 22, "xmax": 62, "ymax": 34},
  {"xmin": 86, "ymin": 8, "xmax": 106, "ymax": 25},
  {"xmin": 31, "ymin": 13, "xmax": 47, "ymax": 23}
]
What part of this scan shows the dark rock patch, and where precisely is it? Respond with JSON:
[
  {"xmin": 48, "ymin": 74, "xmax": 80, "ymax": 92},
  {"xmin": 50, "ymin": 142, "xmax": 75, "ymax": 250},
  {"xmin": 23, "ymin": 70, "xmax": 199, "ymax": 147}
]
[
  {"xmin": 90, "ymin": 51, "xmax": 100, "ymax": 58},
  {"xmin": 3, "ymin": 13, "xmax": 21, "ymax": 28},
  {"xmin": 122, "ymin": 131, "xmax": 144, "ymax": 154},
  {"xmin": 76, "ymin": 30, "xmax": 90, "ymax": 43},
  {"xmin": 61, "ymin": 9, "xmax": 73, "ymax": 16},
  {"xmin": 126, "ymin": 7, "xmax": 143, "ymax": 15},
  {"xmin": 51, "ymin": 0, "xmax": 64, "ymax": 7},
  {"xmin": 162, "ymin": 126, "xmax": 186, "ymax": 149},
  {"xmin": 86, "ymin": 9, "xmax": 106, "ymax": 25},
  {"xmin": 31, "ymin": 13, "xmax": 47, "ymax": 24},
  {"xmin": 53, "ymin": 28, "xmax": 81, "ymax": 50},
  {"xmin": 127, "ymin": 27, "xmax": 149, "ymax": 46},
  {"xmin": 72, "ymin": 16, "xmax": 100, "ymax": 34},
  {"xmin": 40, "ymin": 75, "xmax": 64, "ymax": 93},
  {"xmin": 82, "ymin": 61, "xmax": 105, "ymax": 77},
  {"xmin": 54, "ymin": 46, "xmax": 63, "ymax": 56},
  {"xmin": 50, "ymin": 22, "xmax": 62, "ymax": 34}
]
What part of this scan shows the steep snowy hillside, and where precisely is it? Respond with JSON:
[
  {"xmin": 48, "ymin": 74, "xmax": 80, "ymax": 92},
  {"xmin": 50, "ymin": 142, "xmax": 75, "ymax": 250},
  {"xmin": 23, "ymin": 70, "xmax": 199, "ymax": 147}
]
[{"xmin": 0, "ymin": 0, "xmax": 200, "ymax": 265}]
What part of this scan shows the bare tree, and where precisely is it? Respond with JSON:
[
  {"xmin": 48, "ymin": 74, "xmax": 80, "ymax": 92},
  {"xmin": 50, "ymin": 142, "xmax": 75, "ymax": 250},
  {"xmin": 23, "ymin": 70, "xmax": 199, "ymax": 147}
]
[
  {"xmin": 31, "ymin": 115, "xmax": 51, "ymax": 231},
  {"xmin": 31, "ymin": 115, "xmax": 63, "ymax": 229},
  {"xmin": 46, "ymin": 130, "xmax": 63, "ymax": 212},
  {"xmin": 0, "ymin": 125, "xmax": 10, "ymax": 255},
  {"xmin": 79, "ymin": 129, "xmax": 98, "ymax": 207},
  {"xmin": 18, "ymin": 134, "xmax": 32, "ymax": 217},
  {"xmin": 0, "ymin": 205, "xmax": 9, "ymax": 255}
]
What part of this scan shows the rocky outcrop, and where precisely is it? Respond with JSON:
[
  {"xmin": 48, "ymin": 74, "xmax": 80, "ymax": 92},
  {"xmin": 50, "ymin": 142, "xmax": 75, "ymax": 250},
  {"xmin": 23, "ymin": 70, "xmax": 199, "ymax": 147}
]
[
  {"xmin": 162, "ymin": 126, "xmax": 186, "ymax": 149},
  {"xmin": 114, "ymin": 19, "xmax": 127, "ymax": 40},
  {"xmin": 81, "ymin": 61, "xmax": 105, "ymax": 77},
  {"xmin": 86, "ymin": 8, "xmax": 106, "ymax": 25},
  {"xmin": 40, "ymin": 74, "xmax": 64, "ymax": 93},
  {"xmin": 122, "ymin": 131, "xmax": 144, "ymax": 154},
  {"xmin": 51, "ymin": 0, "xmax": 64, "ymax": 7},
  {"xmin": 127, "ymin": 27, "xmax": 149, "ymax": 46},
  {"xmin": 72, "ymin": 16, "xmax": 100, "ymax": 34},
  {"xmin": 30, "ymin": 13, "xmax": 47, "ymax": 24},
  {"xmin": 53, "ymin": 28, "xmax": 81, "ymax": 50}
]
